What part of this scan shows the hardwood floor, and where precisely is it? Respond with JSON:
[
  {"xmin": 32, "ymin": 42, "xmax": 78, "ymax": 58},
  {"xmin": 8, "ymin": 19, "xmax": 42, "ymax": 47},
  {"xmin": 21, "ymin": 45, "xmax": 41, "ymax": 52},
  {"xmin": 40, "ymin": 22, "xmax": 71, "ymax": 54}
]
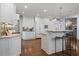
[
  {"xmin": 21, "ymin": 39, "xmax": 48, "ymax": 56},
  {"xmin": 21, "ymin": 38, "xmax": 79, "ymax": 56}
]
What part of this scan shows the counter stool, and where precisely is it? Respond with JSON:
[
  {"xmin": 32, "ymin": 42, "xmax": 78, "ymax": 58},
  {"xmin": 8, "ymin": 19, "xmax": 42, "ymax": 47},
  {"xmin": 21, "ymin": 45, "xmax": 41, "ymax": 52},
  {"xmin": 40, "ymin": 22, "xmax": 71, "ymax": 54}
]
[
  {"xmin": 65, "ymin": 33, "xmax": 73, "ymax": 56},
  {"xmin": 54, "ymin": 36, "xmax": 67, "ymax": 56},
  {"xmin": 62, "ymin": 35, "xmax": 68, "ymax": 55}
]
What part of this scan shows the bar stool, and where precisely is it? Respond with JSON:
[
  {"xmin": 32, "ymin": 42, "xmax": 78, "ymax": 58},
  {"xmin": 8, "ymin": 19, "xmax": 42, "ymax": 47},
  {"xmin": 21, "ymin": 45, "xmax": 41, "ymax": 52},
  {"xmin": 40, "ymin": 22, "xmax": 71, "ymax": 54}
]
[
  {"xmin": 65, "ymin": 33, "xmax": 73, "ymax": 56},
  {"xmin": 54, "ymin": 36, "xmax": 63, "ymax": 55},
  {"xmin": 62, "ymin": 35, "xmax": 68, "ymax": 55},
  {"xmin": 54, "ymin": 35, "xmax": 68, "ymax": 56}
]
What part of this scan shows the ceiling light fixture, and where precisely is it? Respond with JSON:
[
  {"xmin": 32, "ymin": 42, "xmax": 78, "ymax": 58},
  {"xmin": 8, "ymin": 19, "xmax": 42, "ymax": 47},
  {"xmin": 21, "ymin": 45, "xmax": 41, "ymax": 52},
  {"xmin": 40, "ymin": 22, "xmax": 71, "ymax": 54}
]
[
  {"xmin": 43, "ymin": 9, "xmax": 47, "ymax": 12},
  {"xmin": 58, "ymin": 6, "xmax": 63, "ymax": 20},
  {"xmin": 24, "ymin": 5, "xmax": 28, "ymax": 8},
  {"xmin": 49, "ymin": 16, "xmax": 55, "ymax": 21},
  {"xmin": 22, "ymin": 12, "xmax": 24, "ymax": 14}
]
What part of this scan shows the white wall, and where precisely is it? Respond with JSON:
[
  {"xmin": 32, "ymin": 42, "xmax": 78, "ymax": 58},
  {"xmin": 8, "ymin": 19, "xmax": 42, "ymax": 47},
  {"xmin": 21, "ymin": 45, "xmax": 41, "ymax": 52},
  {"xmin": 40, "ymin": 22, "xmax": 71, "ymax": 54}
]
[
  {"xmin": 23, "ymin": 16, "xmax": 35, "ymax": 30},
  {"xmin": 0, "ymin": 3, "xmax": 19, "ymax": 35},
  {"xmin": 35, "ymin": 17, "xmax": 48, "ymax": 33},
  {"xmin": 0, "ymin": 3, "xmax": 16, "ymax": 24}
]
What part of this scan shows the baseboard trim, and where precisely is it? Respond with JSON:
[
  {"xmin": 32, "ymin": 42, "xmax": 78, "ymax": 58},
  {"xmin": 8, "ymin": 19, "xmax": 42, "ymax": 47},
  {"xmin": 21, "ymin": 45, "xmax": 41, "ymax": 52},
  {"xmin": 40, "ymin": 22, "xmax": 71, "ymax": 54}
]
[
  {"xmin": 41, "ymin": 49, "xmax": 68, "ymax": 56},
  {"xmin": 41, "ymin": 49, "xmax": 48, "ymax": 55}
]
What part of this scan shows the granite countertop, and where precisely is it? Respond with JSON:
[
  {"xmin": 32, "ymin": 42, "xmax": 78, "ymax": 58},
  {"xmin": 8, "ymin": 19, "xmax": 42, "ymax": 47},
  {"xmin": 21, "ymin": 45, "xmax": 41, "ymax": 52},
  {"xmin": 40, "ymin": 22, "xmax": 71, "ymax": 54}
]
[
  {"xmin": 46, "ymin": 30, "xmax": 73, "ymax": 32},
  {"xmin": 40, "ymin": 33, "xmax": 47, "ymax": 35},
  {"xmin": 0, "ymin": 34, "xmax": 20, "ymax": 39}
]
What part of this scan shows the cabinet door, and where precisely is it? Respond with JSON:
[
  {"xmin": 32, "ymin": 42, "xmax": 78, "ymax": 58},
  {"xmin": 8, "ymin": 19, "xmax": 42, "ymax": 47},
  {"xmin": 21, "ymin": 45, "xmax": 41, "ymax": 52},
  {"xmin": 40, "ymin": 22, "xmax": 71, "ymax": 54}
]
[
  {"xmin": 18, "ymin": 37, "xmax": 21, "ymax": 55},
  {"xmin": 0, "ymin": 39, "xmax": 3, "ymax": 56},
  {"xmin": 9, "ymin": 37, "xmax": 18, "ymax": 56},
  {"xmin": 16, "ymin": 37, "xmax": 21, "ymax": 55},
  {"xmin": 9, "ymin": 37, "xmax": 21, "ymax": 56},
  {"xmin": 14, "ymin": 37, "xmax": 21, "ymax": 56},
  {"xmin": 0, "ymin": 39, "xmax": 9, "ymax": 56},
  {"xmin": 0, "ymin": 37, "xmax": 21, "ymax": 56},
  {"xmin": 41, "ymin": 35, "xmax": 48, "ymax": 52}
]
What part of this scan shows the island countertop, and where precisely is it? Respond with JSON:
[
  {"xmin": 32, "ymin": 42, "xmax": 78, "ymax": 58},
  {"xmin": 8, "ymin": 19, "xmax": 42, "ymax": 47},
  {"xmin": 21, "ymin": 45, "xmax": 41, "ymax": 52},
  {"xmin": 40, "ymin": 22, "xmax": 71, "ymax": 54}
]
[
  {"xmin": 46, "ymin": 30, "xmax": 73, "ymax": 32},
  {"xmin": 0, "ymin": 34, "xmax": 20, "ymax": 39}
]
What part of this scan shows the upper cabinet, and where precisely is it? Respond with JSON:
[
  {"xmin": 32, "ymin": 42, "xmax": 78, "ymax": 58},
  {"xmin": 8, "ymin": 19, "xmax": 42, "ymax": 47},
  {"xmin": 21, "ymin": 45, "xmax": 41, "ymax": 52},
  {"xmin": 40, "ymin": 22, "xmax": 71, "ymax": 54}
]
[{"xmin": 0, "ymin": 3, "xmax": 16, "ymax": 24}]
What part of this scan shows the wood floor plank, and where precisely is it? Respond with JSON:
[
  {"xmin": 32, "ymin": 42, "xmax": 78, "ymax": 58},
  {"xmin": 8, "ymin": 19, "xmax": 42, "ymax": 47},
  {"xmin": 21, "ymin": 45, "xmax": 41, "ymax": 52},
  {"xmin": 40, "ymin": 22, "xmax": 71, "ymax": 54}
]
[{"xmin": 21, "ymin": 38, "xmax": 79, "ymax": 56}]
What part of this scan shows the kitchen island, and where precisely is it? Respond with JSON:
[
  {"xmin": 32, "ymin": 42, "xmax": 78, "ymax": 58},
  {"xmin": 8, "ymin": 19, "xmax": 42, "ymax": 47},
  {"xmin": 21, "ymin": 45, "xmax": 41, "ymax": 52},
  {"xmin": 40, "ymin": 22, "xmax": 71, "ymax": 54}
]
[
  {"xmin": 0, "ymin": 34, "xmax": 21, "ymax": 56},
  {"xmin": 41, "ymin": 30, "xmax": 72, "ymax": 55},
  {"xmin": 22, "ymin": 31, "xmax": 35, "ymax": 40}
]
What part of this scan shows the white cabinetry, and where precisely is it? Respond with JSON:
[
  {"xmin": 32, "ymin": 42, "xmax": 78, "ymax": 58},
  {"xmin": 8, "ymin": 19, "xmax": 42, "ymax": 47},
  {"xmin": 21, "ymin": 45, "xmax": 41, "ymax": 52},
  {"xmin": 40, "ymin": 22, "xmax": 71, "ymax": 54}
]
[
  {"xmin": 0, "ymin": 35, "xmax": 21, "ymax": 56},
  {"xmin": 41, "ymin": 34, "xmax": 49, "ymax": 54},
  {"xmin": 22, "ymin": 31, "xmax": 35, "ymax": 40},
  {"xmin": 0, "ymin": 39, "xmax": 9, "ymax": 56},
  {"xmin": 41, "ymin": 31, "xmax": 65, "ymax": 55},
  {"xmin": 9, "ymin": 36, "xmax": 21, "ymax": 56}
]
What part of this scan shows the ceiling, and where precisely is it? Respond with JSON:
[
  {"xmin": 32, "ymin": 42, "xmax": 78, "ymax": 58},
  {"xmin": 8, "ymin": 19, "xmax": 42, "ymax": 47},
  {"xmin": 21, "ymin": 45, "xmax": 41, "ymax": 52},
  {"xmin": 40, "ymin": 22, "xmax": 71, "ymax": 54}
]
[{"xmin": 16, "ymin": 3, "xmax": 79, "ymax": 18}]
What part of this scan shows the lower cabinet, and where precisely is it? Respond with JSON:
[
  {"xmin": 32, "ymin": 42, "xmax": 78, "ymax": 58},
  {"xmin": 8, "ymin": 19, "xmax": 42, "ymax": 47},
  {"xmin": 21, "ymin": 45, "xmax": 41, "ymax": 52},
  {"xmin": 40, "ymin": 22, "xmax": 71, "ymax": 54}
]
[
  {"xmin": 22, "ymin": 31, "xmax": 35, "ymax": 40},
  {"xmin": 0, "ymin": 39, "xmax": 9, "ymax": 56},
  {"xmin": 0, "ymin": 36, "xmax": 21, "ymax": 56}
]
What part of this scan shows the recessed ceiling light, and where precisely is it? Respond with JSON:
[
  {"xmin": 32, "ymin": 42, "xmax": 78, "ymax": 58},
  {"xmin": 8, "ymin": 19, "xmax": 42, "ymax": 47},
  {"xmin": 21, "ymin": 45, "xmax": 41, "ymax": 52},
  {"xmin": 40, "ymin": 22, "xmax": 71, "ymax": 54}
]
[
  {"xmin": 43, "ymin": 9, "xmax": 47, "ymax": 12},
  {"xmin": 59, "ymin": 7, "xmax": 63, "ymax": 10},
  {"xmin": 24, "ymin": 5, "xmax": 28, "ymax": 8},
  {"xmin": 22, "ymin": 12, "xmax": 24, "ymax": 14}
]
